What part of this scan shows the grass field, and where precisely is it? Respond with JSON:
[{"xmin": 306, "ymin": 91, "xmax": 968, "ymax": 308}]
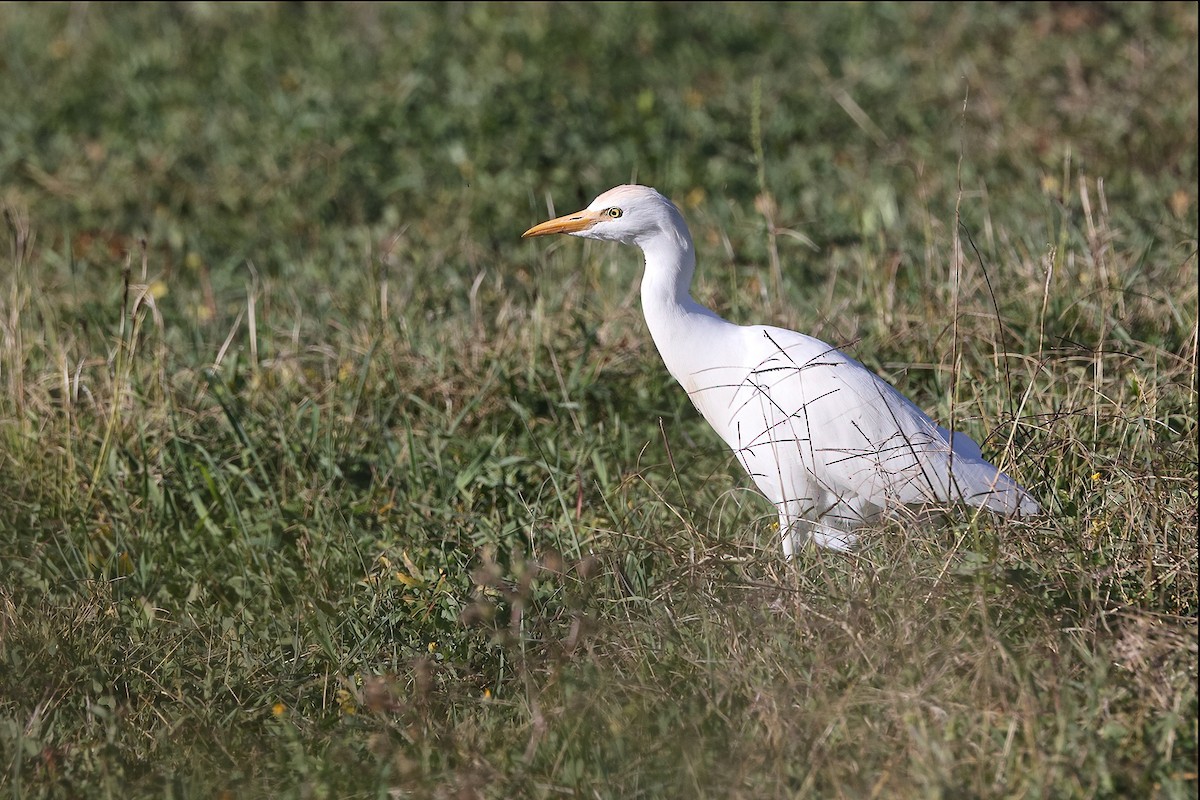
[{"xmin": 0, "ymin": 2, "xmax": 1196, "ymax": 798}]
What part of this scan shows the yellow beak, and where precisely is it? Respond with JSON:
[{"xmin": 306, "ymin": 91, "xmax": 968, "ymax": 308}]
[{"xmin": 522, "ymin": 209, "xmax": 604, "ymax": 238}]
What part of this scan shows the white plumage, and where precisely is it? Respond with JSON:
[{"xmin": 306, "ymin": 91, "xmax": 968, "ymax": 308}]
[{"xmin": 524, "ymin": 185, "xmax": 1039, "ymax": 556}]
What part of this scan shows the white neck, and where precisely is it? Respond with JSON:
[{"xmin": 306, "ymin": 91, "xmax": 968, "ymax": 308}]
[{"xmin": 636, "ymin": 225, "xmax": 729, "ymax": 383}]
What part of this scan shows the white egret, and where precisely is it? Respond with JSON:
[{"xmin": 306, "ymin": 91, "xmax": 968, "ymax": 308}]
[{"xmin": 523, "ymin": 185, "xmax": 1039, "ymax": 555}]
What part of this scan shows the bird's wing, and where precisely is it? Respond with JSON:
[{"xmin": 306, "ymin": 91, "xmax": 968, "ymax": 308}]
[{"xmin": 682, "ymin": 325, "xmax": 1038, "ymax": 518}]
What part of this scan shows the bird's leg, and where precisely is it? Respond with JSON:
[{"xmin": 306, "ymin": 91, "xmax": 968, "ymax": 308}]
[
  {"xmin": 778, "ymin": 510, "xmax": 799, "ymax": 559},
  {"xmin": 779, "ymin": 505, "xmax": 857, "ymax": 554}
]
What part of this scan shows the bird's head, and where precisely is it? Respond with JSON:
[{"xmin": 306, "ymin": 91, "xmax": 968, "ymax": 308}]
[{"xmin": 522, "ymin": 184, "xmax": 685, "ymax": 247}]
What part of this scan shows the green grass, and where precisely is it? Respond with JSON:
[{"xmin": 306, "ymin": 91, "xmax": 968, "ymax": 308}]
[{"xmin": 0, "ymin": 2, "xmax": 1196, "ymax": 798}]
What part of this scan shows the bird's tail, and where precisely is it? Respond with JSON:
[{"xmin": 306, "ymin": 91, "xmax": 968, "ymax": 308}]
[{"xmin": 939, "ymin": 426, "xmax": 1040, "ymax": 517}]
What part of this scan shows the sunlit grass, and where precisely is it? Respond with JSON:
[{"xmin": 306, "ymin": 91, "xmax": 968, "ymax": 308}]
[{"xmin": 0, "ymin": 3, "xmax": 1196, "ymax": 798}]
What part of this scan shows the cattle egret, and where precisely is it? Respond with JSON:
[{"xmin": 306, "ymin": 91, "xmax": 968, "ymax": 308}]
[{"xmin": 523, "ymin": 185, "xmax": 1040, "ymax": 556}]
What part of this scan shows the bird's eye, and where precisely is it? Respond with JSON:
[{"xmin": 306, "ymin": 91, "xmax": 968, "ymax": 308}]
[{"xmin": 607, "ymin": 207, "xmax": 623, "ymax": 218}]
